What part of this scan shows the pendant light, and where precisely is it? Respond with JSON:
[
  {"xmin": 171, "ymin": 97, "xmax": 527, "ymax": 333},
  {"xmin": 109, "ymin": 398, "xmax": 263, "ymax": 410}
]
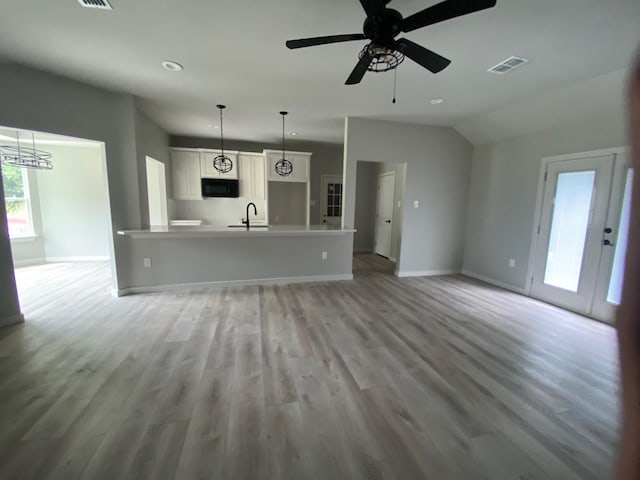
[
  {"xmin": 213, "ymin": 104, "xmax": 233, "ymax": 174},
  {"xmin": 275, "ymin": 111, "xmax": 293, "ymax": 177},
  {"xmin": 0, "ymin": 131, "xmax": 53, "ymax": 170}
]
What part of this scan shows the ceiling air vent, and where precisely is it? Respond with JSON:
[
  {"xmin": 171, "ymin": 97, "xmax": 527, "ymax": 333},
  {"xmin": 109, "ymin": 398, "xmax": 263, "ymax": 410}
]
[
  {"xmin": 488, "ymin": 56, "xmax": 528, "ymax": 75},
  {"xmin": 78, "ymin": 0, "xmax": 113, "ymax": 10}
]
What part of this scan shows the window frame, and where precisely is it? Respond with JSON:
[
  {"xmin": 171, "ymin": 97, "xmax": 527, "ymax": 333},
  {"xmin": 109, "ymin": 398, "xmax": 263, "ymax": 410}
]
[{"xmin": 2, "ymin": 164, "xmax": 35, "ymax": 239}]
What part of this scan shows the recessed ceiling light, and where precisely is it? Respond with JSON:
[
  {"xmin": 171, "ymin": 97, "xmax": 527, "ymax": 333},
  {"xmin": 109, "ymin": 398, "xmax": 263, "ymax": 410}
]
[
  {"xmin": 430, "ymin": 98, "xmax": 444, "ymax": 105},
  {"xmin": 162, "ymin": 61, "xmax": 183, "ymax": 72},
  {"xmin": 288, "ymin": 132, "xmax": 298, "ymax": 136}
]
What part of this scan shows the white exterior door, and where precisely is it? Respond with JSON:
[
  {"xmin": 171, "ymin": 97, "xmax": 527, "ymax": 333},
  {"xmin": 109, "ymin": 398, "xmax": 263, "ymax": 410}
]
[
  {"xmin": 320, "ymin": 175, "xmax": 343, "ymax": 226},
  {"xmin": 374, "ymin": 172, "xmax": 395, "ymax": 258},
  {"xmin": 531, "ymin": 152, "xmax": 632, "ymax": 322}
]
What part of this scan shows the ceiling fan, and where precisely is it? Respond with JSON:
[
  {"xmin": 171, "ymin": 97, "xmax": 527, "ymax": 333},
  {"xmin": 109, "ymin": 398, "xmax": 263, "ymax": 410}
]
[{"xmin": 285, "ymin": 0, "xmax": 497, "ymax": 85}]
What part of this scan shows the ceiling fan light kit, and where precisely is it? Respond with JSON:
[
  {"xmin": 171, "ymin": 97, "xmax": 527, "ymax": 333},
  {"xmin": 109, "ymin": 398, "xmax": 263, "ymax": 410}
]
[{"xmin": 285, "ymin": 0, "xmax": 497, "ymax": 85}]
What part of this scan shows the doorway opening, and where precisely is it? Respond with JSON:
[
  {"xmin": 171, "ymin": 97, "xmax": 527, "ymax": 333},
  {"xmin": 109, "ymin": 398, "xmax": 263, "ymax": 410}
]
[
  {"xmin": 0, "ymin": 126, "xmax": 115, "ymax": 318},
  {"xmin": 353, "ymin": 160, "xmax": 406, "ymax": 275},
  {"xmin": 529, "ymin": 148, "xmax": 631, "ymax": 323}
]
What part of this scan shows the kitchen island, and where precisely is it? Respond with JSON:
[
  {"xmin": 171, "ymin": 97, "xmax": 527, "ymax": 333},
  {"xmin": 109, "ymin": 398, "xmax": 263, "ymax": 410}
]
[{"xmin": 115, "ymin": 225, "xmax": 355, "ymax": 296}]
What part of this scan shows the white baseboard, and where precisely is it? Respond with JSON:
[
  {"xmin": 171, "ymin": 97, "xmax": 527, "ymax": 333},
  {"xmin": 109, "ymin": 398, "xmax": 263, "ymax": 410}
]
[
  {"xmin": 0, "ymin": 313, "xmax": 25, "ymax": 328},
  {"xmin": 461, "ymin": 269, "xmax": 528, "ymax": 295},
  {"xmin": 116, "ymin": 273, "xmax": 354, "ymax": 297},
  {"xmin": 13, "ymin": 258, "xmax": 46, "ymax": 267},
  {"xmin": 395, "ymin": 269, "xmax": 461, "ymax": 278},
  {"xmin": 46, "ymin": 256, "xmax": 110, "ymax": 262}
]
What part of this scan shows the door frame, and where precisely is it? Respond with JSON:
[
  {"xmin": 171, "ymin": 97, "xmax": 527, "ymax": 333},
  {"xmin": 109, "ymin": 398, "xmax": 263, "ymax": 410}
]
[
  {"xmin": 320, "ymin": 174, "xmax": 343, "ymax": 225},
  {"xmin": 374, "ymin": 171, "xmax": 396, "ymax": 259},
  {"xmin": 525, "ymin": 147, "xmax": 629, "ymax": 315}
]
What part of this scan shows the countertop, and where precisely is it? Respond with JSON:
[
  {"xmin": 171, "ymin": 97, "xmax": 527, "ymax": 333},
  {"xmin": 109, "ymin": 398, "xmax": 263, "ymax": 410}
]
[{"xmin": 117, "ymin": 225, "xmax": 356, "ymax": 239}]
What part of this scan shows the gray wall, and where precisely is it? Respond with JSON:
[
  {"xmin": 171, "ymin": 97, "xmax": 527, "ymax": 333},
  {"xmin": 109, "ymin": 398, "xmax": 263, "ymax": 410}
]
[
  {"xmin": 170, "ymin": 136, "xmax": 343, "ymax": 224},
  {"xmin": 354, "ymin": 161, "xmax": 378, "ymax": 252},
  {"xmin": 0, "ymin": 62, "xmax": 168, "ymax": 307},
  {"xmin": 463, "ymin": 109, "xmax": 627, "ymax": 290},
  {"xmin": 344, "ymin": 118, "xmax": 473, "ymax": 275},
  {"xmin": 136, "ymin": 110, "xmax": 171, "ymax": 226},
  {"xmin": 118, "ymin": 233, "xmax": 354, "ymax": 291},
  {"xmin": 35, "ymin": 144, "xmax": 110, "ymax": 259}
]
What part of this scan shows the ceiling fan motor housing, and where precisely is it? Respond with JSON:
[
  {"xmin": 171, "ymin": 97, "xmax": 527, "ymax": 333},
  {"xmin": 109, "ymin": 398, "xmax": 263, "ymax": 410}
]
[{"xmin": 363, "ymin": 8, "xmax": 403, "ymax": 45}]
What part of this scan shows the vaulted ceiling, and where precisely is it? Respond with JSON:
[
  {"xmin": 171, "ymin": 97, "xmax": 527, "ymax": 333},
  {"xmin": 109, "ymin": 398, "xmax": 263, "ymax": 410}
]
[{"xmin": 1, "ymin": 0, "xmax": 638, "ymax": 145}]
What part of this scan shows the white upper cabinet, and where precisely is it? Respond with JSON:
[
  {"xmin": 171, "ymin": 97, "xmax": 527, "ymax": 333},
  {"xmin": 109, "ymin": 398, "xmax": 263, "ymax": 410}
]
[
  {"xmin": 200, "ymin": 149, "xmax": 239, "ymax": 179},
  {"xmin": 264, "ymin": 150, "xmax": 311, "ymax": 183},
  {"xmin": 238, "ymin": 153, "xmax": 266, "ymax": 200},
  {"xmin": 171, "ymin": 149, "xmax": 201, "ymax": 200}
]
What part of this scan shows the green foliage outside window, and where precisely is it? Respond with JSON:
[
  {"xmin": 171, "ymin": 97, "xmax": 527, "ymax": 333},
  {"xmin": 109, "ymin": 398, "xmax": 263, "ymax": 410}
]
[{"xmin": 2, "ymin": 163, "xmax": 25, "ymax": 214}]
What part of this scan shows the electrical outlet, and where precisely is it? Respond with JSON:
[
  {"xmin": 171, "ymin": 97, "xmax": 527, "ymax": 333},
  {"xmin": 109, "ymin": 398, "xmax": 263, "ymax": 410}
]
[
  {"xmin": 321, "ymin": 251, "xmax": 328, "ymax": 260},
  {"xmin": 143, "ymin": 258, "xmax": 152, "ymax": 268},
  {"xmin": 508, "ymin": 258, "xmax": 516, "ymax": 268},
  {"xmin": 397, "ymin": 201, "xmax": 401, "ymax": 208},
  {"xmin": 413, "ymin": 200, "xmax": 420, "ymax": 209}
]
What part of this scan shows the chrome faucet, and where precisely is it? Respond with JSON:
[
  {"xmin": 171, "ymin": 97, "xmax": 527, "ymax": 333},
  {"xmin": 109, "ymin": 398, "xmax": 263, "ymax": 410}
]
[{"xmin": 243, "ymin": 202, "xmax": 257, "ymax": 230}]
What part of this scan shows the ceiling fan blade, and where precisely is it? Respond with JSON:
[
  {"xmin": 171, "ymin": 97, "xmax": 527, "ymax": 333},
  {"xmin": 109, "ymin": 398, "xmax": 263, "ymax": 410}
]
[
  {"xmin": 395, "ymin": 38, "xmax": 451, "ymax": 73},
  {"xmin": 401, "ymin": 0, "xmax": 497, "ymax": 33},
  {"xmin": 286, "ymin": 34, "xmax": 367, "ymax": 49},
  {"xmin": 345, "ymin": 54, "xmax": 372, "ymax": 85},
  {"xmin": 358, "ymin": 0, "xmax": 385, "ymax": 17}
]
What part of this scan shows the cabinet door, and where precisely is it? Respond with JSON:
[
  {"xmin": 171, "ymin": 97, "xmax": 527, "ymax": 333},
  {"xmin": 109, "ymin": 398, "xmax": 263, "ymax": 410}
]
[
  {"xmin": 201, "ymin": 150, "xmax": 238, "ymax": 179},
  {"xmin": 171, "ymin": 150, "xmax": 201, "ymax": 200},
  {"xmin": 266, "ymin": 152, "xmax": 310, "ymax": 182},
  {"xmin": 238, "ymin": 154, "xmax": 266, "ymax": 199}
]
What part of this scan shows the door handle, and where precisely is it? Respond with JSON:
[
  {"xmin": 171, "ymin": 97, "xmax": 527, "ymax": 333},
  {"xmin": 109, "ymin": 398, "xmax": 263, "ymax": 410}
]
[
  {"xmin": 385, "ymin": 220, "xmax": 391, "ymax": 223},
  {"xmin": 602, "ymin": 239, "xmax": 615, "ymax": 247},
  {"xmin": 604, "ymin": 227, "xmax": 612, "ymax": 234}
]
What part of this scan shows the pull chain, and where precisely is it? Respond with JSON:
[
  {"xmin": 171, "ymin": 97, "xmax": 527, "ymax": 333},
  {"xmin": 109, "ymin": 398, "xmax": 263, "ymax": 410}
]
[{"xmin": 392, "ymin": 68, "xmax": 398, "ymax": 104}]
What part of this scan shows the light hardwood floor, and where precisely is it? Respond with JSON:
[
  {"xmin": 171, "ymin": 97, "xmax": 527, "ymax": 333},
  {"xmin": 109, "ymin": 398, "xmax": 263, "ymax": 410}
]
[{"xmin": 0, "ymin": 255, "xmax": 619, "ymax": 479}]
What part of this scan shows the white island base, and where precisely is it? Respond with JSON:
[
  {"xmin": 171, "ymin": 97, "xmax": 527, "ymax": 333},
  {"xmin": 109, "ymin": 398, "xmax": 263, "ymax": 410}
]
[{"xmin": 115, "ymin": 226, "xmax": 355, "ymax": 296}]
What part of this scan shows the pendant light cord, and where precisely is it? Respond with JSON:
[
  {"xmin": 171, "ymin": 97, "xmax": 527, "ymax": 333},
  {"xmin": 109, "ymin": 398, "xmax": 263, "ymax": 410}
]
[
  {"xmin": 218, "ymin": 107, "xmax": 225, "ymax": 156},
  {"xmin": 282, "ymin": 114, "xmax": 286, "ymax": 158},
  {"xmin": 392, "ymin": 68, "xmax": 398, "ymax": 104}
]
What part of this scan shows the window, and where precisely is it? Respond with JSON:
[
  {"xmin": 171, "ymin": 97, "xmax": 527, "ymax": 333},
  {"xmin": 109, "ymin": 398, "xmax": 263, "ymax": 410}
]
[{"xmin": 2, "ymin": 164, "xmax": 33, "ymax": 237}]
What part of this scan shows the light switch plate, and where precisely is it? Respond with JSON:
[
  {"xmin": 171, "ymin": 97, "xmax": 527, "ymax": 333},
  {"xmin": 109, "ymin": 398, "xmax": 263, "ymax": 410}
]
[
  {"xmin": 413, "ymin": 200, "xmax": 420, "ymax": 209},
  {"xmin": 321, "ymin": 251, "xmax": 328, "ymax": 260},
  {"xmin": 143, "ymin": 258, "xmax": 152, "ymax": 268},
  {"xmin": 508, "ymin": 258, "xmax": 516, "ymax": 268}
]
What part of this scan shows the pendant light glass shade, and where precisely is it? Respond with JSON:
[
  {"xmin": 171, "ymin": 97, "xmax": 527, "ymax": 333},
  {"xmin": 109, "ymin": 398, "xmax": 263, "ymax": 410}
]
[
  {"xmin": 214, "ymin": 105, "xmax": 233, "ymax": 174},
  {"xmin": 0, "ymin": 132, "xmax": 53, "ymax": 170},
  {"xmin": 276, "ymin": 111, "xmax": 293, "ymax": 177}
]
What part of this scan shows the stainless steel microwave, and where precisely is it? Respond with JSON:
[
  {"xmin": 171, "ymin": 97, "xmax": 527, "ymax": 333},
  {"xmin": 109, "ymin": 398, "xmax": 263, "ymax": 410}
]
[{"xmin": 201, "ymin": 178, "xmax": 239, "ymax": 198}]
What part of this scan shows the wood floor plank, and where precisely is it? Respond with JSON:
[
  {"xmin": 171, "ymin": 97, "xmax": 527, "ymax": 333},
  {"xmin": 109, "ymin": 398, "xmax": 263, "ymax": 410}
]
[{"xmin": 0, "ymin": 257, "xmax": 620, "ymax": 479}]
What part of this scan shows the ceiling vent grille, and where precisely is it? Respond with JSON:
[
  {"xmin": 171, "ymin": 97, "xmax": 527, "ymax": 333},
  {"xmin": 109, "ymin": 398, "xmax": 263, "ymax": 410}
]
[
  {"xmin": 78, "ymin": 0, "xmax": 113, "ymax": 10},
  {"xmin": 488, "ymin": 56, "xmax": 528, "ymax": 75}
]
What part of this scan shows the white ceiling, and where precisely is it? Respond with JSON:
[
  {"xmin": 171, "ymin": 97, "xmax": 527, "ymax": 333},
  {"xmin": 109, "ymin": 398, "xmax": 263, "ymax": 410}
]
[{"xmin": 1, "ymin": 0, "xmax": 638, "ymax": 145}]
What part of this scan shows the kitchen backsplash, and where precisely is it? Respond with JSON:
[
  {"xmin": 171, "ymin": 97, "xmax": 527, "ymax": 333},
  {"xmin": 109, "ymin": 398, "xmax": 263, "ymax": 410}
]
[{"xmin": 171, "ymin": 198, "xmax": 267, "ymax": 226}]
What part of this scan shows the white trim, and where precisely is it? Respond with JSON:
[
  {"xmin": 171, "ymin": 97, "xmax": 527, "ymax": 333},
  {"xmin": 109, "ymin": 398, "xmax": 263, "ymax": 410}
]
[
  {"xmin": 13, "ymin": 257, "xmax": 46, "ymax": 267},
  {"xmin": 115, "ymin": 273, "xmax": 354, "ymax": 297},
  {"xmin": 10, "ymin": 235, "xmax": 38, "ymax": 243},
  {"xmin": 395, "ymin": 269, "xmax": 460, "ymax": 278},
  {"xmin": 46, "ymin": 256, "xmax": 110, "ymax": 262},
  {"xmin": 462, "ymin": 269, "xmax": 528, "ymax": 295},
  {"xmin": 0, "ymin": 313, "xmax": 25, "ymax": 328},
  {"xmin": 389, "ymin": 256, "xmax": 397, "ymax": 263}
]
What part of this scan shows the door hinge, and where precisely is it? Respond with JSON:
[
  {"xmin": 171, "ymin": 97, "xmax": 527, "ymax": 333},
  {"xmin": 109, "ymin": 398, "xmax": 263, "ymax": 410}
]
[
  {"xmin": 537, "ymin": 225, "xmax": 540, "ymax": 234},
  {"xmin": 544, "ymin": 171, "xmax": 548, "ymax": 181}
]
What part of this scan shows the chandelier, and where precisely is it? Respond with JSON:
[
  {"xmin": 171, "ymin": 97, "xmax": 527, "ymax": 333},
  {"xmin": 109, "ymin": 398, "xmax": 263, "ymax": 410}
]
[
  {"xmin": 213, "ymin": 105, "xmax": 233, "ymax": 174},
  {"xmin": 276, "ymin": 111, "xmax": 293, "ymax": 177},
  {"xmin": 0, "ymin": 131, "xmax": 53, "ymax": 170}
]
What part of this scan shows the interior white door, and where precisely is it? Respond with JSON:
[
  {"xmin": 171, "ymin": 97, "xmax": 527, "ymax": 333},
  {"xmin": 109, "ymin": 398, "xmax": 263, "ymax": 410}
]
[
  {"xmin": 320, "ymin": 175, "xmax": 343, "ymax": 226},
  {"xmin": 531, "ymin": 155, "xmax": 615, "ymax": 315},
  {"xmin": 374, "ymin": 172, "xmax": 395, "ymax": 258}
]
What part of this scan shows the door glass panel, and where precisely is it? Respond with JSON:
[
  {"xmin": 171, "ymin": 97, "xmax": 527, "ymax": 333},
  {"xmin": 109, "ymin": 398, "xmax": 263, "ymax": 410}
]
[
  {"xmin": 543, "ymin": 170, "xmax": 596, "ymax": 292},
  {"xmin": 607, "ymin": 169, "xmax": 634, "ymax": 304}
]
